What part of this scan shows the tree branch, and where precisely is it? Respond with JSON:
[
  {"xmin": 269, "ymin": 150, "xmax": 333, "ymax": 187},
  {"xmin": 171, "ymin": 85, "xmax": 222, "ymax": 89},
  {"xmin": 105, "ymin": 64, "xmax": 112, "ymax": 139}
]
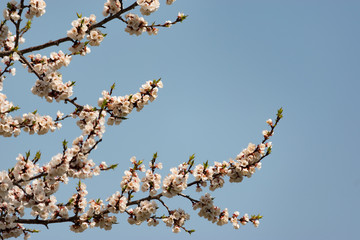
[{"xmin": 0, "ymin": 2, "xmax": 138, "ymax": 58}]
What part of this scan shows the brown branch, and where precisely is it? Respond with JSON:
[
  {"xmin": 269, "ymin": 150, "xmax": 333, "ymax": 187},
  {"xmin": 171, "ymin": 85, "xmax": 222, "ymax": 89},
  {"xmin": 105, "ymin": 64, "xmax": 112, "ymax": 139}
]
[
  {"xmin": 64, "ymin": 97, "xmax": 83, "ymax": 110},
  {"xmin": 15, "ymin": 215, "xmax": 77, "ymax": 226},
  {"xmin": 0, "ymin": 61, "xmax": 13, "ymax": 78},
  {"xmin": 88, "ymin": 2, "xmax": 138, "ymax": 32},
  {"xmin": 18, "ymin": 52, "xmax": 42, "ymax": 79},
  {"xmin": 157, "ymin": 197, "xmax": 171, "ymax": 214},
  {"xmin": 14, "ymin": 0, "xmax": 26, "ymax": 49},
  {"xmin": 177, "ymin": 193, "xmax": 199, "ymax": 204},
  {"xmin": 128, "ymin": 193, "xmax": 162, "ymax": 206}
]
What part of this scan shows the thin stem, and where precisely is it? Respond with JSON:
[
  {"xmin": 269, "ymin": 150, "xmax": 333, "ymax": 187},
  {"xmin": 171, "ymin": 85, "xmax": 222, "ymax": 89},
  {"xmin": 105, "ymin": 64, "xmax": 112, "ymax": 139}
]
[
  {"xmin": 157, "ymin": 198, "xmax": 171, "ymax": 214},
  {"xmin": 18, "ymin": 53, "xmax": 42, "ymax": 79},
  {"xmin": 177, "ymin": 193, "xmax": 199, "ymax": 204}
]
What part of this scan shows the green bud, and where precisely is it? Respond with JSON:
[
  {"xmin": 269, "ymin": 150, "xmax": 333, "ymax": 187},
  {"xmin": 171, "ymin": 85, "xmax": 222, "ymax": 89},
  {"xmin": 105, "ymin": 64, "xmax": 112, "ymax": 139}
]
[
  {"xmin": 62, "ymin": 139, "xmax": 68, "ymax": 148},
  {"xmin": 110, "ymin": 164, "xmax": 118, "ymax": 170}
]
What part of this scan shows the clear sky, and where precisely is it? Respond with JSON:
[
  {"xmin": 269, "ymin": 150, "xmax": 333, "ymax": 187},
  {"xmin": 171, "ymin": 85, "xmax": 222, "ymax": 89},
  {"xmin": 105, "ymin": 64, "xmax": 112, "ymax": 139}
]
[{"xmin": 1, "ymin": 0, "xmax": 359, "ymax": 239}]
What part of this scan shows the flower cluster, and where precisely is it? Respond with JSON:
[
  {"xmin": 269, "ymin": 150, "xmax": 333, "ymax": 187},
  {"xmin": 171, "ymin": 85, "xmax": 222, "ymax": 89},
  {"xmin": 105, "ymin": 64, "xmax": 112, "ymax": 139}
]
[
  {"xmin": 125, "ymin": 13, "xmax": 148, "ymax": 36},
  {"xmin": 227, "ymin": 142, "xmax": 268, "ymax": 183},
  {"xmin": 191, "ymin": 161, "xmax": 228, "ymax": 192},
  {"xmin": 141, "ymin": 168, "xmax": 162, "ymax": 196},
  {"xmin": 25, "ymin": 0, "xmax": 46, "ymax": 19},
  {"xmin": 75, "ymin": 105, "xmax": 106, "ymax": 137},
  {"xmin": 67, "ymin": 182, "xmax": 88, "ymax": 214},
  {"xmin": 187, "ymin": 142, "xmax": 269, "ymax": 193},
  {"xmin": 98, "ymin": 79, "xmax": 163, "ymax": 125},
  {"xmin": 0, "ymin": 28, "xmax": 24, "ymax": 51},
  {"xmin": 106, "ymin": 191, "xmax": 127, "ymax": 213},
  {"xmin": 193, "ymin": 193, "xmax": 259, "ymax": 229},
  {"xmin": 87, "ymin": 29, "xmax": 105, "ymax": 46},
  {"xmin": 68, "ymin": 42, "xmax": 91, "ymax": 56},
  {"xmin": 28, "ymin": 181, "xmax": 58, "ymax": 220},
  {"xmin": 0, "ymin": 219, "xmax": 24, "ymax": 239},
  {"xmin": 0, "ymin": 171, "xmax": 12, "ymax": 198},
  {"xmin": 67, "ymin": 14, "xmax": 97, "ymax": 41},
  {"xmin": 1, "ymin": 52, "xmax": 19, "ymax": 77},
  {"xmin": 27, "ymin": 51, "xmax": 72, "ymax": 75},
  {"xmin": 137, "ymin": 0, "xmax": 160, "ymax": 16},
  {"xmin": 231, "ymin": 212, "xmax": 261, "ymax": 229},
  {"xmin": 193, "ymin": 163, "xmax": 214, "ymax": 182},
  {"xmin": 25, "ymin": 51, "xmax": 74, "ymax": 103},
  {"xmin": 12, "ymin": 154, "xmax": 39, "ymax": 181},
  {"xmin": 0, "ymin": 92, "xmax": 14, "ymax": 114},
  {"xmin": 3, "ymin": 1, "xmax": 21, "ymax": 22},
  {"xmin": 66, "ymin": 14, "xmax": 104, "ymax": 54},
  {"xmin": 0, "ymin": 97, "xmax": 61, "ymax": 137},
  {"xmin": 193, "ymin": 193, "xmax": 221, "ymax": 223},
  {"xmin": 120, "ymin": 157, "xmax": 144, "ymax": 193},
  {"xmin": 141, "ymin": 158, "xmax": 162, "ymax": 196},
  {"xmin": 103, "ymin": 0, "xmax": 122, "ymax": 17},
  {"xmin": 31, "ymin": 71, "xmax": 74, "ymax": 102},
  {"xmin": 162, "ymin": 163, "xmax": 190, "ymax": 198},
  {"xmin": 163, "ymin": 208, "xmax": 190, "ymax": 233},
  {"xmin": 71, "ymin": 199, "xmax": 116, "ymax": 232},
  {"xmin": 127, "ymin": 200, "xmax": 158, "ymax": 225},
  {"xmin": 146, "ymin": 26, "xmax": 159, "ymax": 35},
  {"xmin": 85, "ymin": 213, "xmax": 117, "ymax": 231}
]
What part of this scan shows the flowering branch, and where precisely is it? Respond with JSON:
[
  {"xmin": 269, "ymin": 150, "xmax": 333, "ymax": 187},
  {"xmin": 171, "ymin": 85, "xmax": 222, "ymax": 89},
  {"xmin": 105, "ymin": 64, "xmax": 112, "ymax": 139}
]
[{"xmin": 0, "ymin": 0, "xmax": 283, "ymax": 239}]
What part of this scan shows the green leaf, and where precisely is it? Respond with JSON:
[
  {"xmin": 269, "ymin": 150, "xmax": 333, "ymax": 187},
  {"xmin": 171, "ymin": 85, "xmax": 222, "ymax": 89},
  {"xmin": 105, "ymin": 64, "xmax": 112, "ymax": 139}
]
[
  {"xmin": 110, "ymin": 83, "xmax": 115, "ymax": 91},
  {"xmin": 25, "ymin": 20, "xmax": 32, "ymax": 29},
  {"xmin": 67, "ymin": 198, "xmax": 74, "ymax": 205},
  {"xmin": 266, "ymin": 146, "xmax": 272, "ymax": 155},
  {"xmin": 251, "ymin": 214, "xmax": 263, "ymax": 220},
  {"xmin": 110, "ymin": 164, "xmax": 118, "ymax": 170},
  {"xmin": 277, "ymin": 107, "xmax": 283, "ymax": 119},
  {"xmin": 9, "ymin": 106, "xmax": 20, "ymax": 112},
  {"xmin": 25, "ymin": 151, "xmax": 30, "ymax": 160},
  {"xmin": 101, "ymin": 99, "xmax": 107, "ymax": 109},
  {"xmin": 33, "ymin": 151, "xmax": 41, "ymax": 163},
  {"xmin": 62, "ymin": 139, "xmax": 68, "ymax": 148},
  {"xmin": 153, "ymin": 78, "xmax": 162, "ymax": 84},
  {"xmin": 203, "ymin": 160, "xmax": 209, "ymax": 169}
]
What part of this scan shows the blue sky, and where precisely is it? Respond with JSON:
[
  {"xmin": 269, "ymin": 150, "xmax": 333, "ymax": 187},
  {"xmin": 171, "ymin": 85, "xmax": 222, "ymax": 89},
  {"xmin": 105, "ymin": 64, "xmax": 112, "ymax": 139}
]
[{"xmin": 1, "ymin": 0, "xmax": 359, "ymax": 239}]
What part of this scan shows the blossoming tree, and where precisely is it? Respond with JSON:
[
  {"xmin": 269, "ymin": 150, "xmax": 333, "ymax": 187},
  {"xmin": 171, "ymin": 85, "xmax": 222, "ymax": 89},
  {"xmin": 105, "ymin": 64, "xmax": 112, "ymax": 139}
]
[{"xmin": 0, "ymin": 0, "xmax": 283, "ymax": 239}]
